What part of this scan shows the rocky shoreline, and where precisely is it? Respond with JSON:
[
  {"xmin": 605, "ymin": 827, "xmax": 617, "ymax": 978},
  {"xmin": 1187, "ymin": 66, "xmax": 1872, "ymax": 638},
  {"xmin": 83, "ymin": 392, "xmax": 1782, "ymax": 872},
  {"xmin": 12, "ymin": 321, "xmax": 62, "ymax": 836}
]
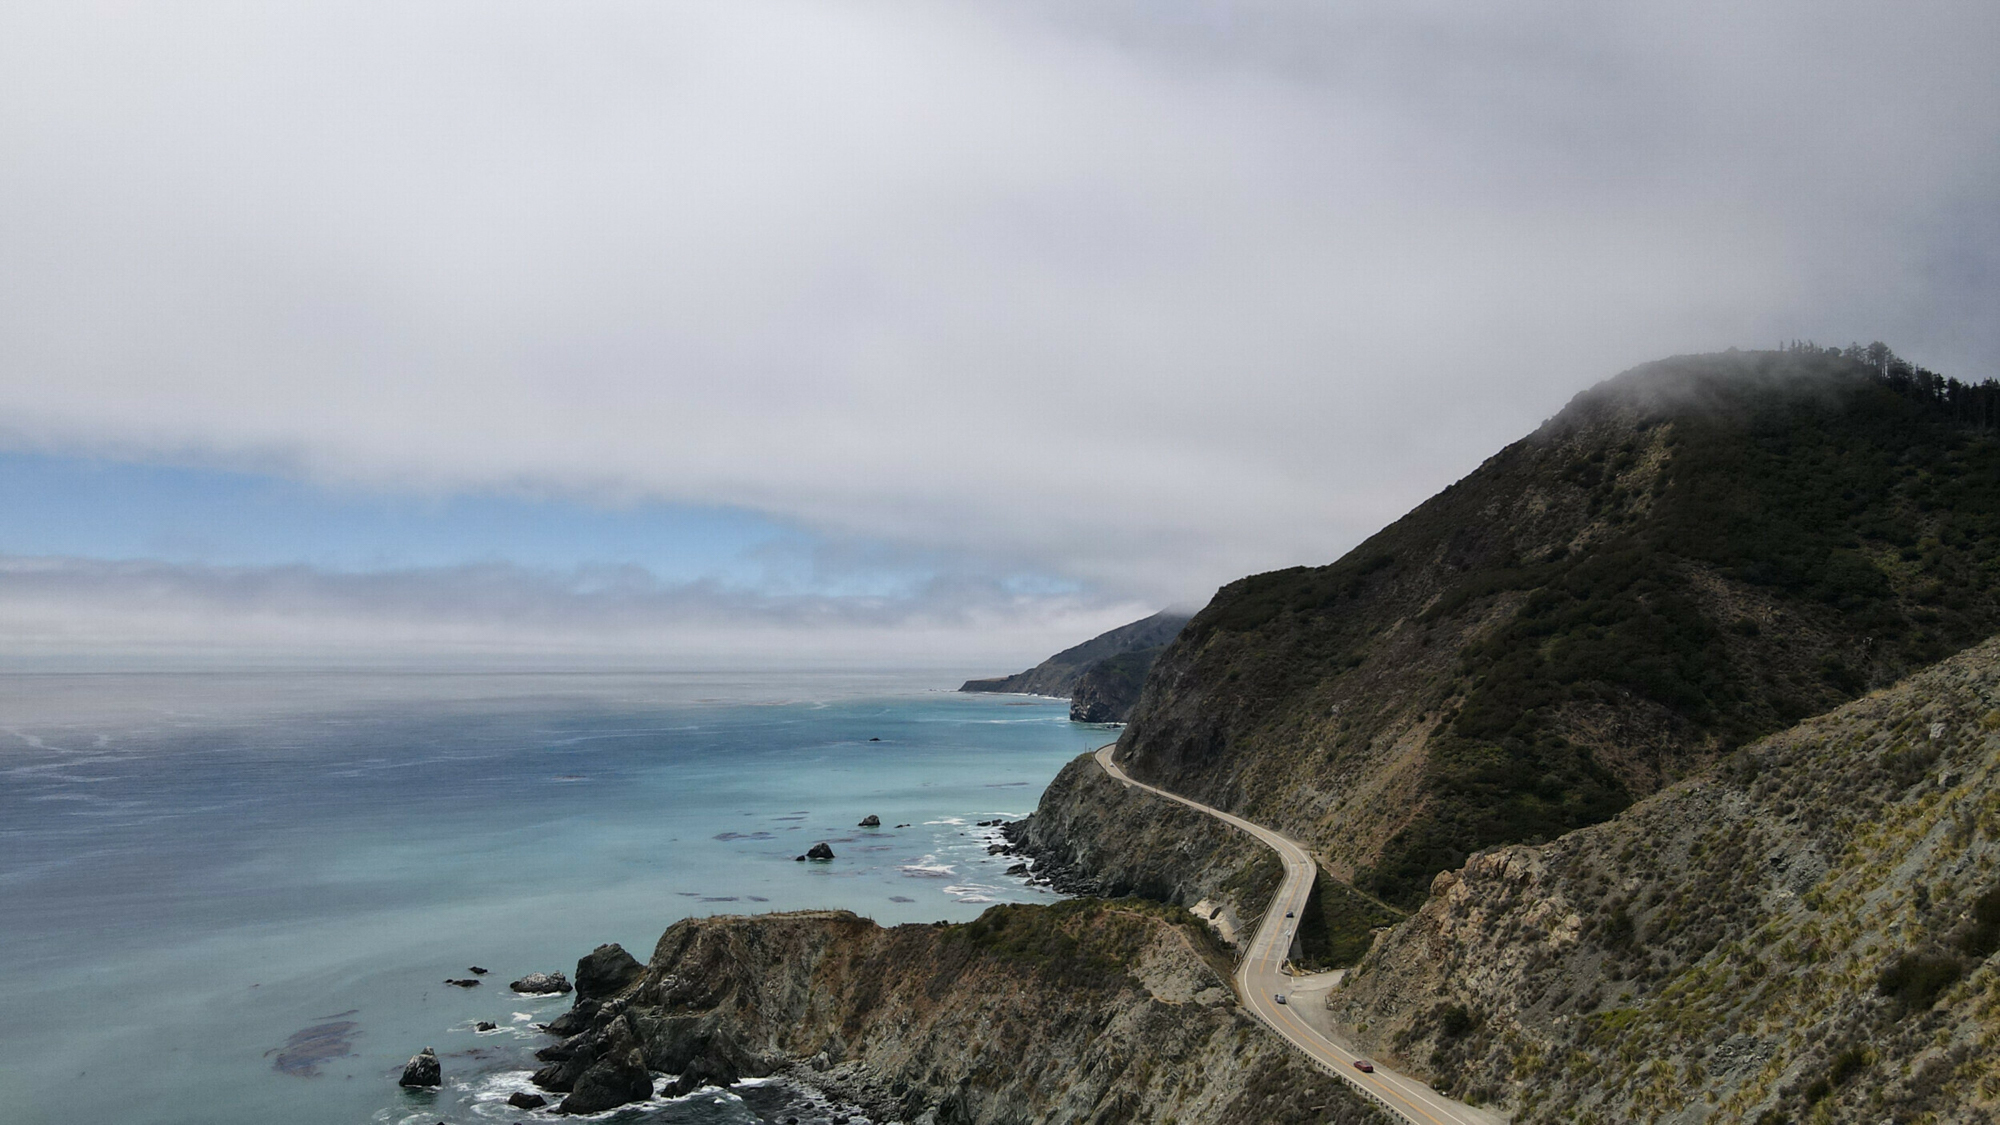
[{"xmin": 508, "ymin": 906, "xmax": 1389, "ymax": 1124}]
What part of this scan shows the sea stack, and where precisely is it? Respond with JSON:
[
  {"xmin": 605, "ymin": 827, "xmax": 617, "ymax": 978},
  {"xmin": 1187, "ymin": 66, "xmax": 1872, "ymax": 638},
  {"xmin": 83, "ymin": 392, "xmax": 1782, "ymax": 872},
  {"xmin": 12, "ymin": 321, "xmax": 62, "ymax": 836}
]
[
  {"xmin": 397, "ymin": 1047, "xmax": 440, "ymax": 1088},
  {"xmin": 510, "ymin": 971, "xmax": 573, "ymax": 995}
]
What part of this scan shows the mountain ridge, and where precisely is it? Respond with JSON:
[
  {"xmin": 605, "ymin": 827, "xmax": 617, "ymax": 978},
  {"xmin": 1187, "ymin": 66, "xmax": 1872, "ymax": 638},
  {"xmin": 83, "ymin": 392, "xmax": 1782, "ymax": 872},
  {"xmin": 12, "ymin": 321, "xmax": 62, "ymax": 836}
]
[
  {"xmin": 960, "ymin": 609, "xmax": 1189, "ymax": 704},
  {"xmin": 1090, "ymin": 347, "xmax": 2000, "ymax": 907}
]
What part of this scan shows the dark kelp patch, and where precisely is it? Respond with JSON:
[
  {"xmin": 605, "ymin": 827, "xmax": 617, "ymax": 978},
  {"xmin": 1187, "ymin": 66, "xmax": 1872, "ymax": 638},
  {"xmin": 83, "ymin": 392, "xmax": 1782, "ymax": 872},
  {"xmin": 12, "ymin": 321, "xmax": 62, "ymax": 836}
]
[{"xmin": 267, "ymin": 1019, "xmax": 360, "ymax": 1076}]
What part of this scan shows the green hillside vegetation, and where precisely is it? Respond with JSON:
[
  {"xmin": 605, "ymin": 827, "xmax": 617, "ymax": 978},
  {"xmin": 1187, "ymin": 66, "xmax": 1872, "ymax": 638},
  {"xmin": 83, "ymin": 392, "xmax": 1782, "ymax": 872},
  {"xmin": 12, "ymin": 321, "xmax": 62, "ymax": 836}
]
[
  {"xmin": 1294, "ymin": 871, "xmax": 1404, "ymax": 970},
  {"xmin": 1119, "ymin": 347, "xmax": 2000, "ymax": 906}
]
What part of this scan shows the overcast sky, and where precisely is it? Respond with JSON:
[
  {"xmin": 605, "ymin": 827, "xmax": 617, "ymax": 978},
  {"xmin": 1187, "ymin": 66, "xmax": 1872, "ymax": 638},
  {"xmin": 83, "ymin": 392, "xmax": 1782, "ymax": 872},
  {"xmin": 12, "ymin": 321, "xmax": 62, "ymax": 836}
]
[{"xmin": 2, "ymin": 0, "xmax": 1996, "ymax": 666}]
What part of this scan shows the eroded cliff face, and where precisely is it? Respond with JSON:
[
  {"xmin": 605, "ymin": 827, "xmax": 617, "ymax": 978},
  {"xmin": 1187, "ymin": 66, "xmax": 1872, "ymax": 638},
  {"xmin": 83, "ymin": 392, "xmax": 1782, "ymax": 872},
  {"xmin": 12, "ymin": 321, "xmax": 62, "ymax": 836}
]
[
  {"xmin": 1004, "ymin": 753, "xmax": 1276, "ymax": 945},
  {"xmin": 1334, "ymin": 633, "xmax": 2000, "ymax": 1125},
  {"xmin": 539, "ymin": 900, "xmax": 1389, "ymax": 1125}
]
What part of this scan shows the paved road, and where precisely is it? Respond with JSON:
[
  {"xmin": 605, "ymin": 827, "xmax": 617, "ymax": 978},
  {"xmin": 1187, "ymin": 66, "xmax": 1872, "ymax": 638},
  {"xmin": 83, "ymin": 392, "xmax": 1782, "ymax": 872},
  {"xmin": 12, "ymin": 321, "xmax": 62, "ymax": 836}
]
[{"xmin": 1092, "ymin": 744, "xmax": 1506, "ymax": 1125}]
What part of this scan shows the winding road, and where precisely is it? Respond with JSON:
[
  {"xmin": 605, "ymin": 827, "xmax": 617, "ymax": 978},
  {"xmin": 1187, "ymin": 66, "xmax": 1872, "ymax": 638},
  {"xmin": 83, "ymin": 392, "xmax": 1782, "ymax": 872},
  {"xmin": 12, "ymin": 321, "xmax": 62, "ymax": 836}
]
[{"xmin": 1091, "ymin": 744, "xmax": 1505, "ymax": 1125}]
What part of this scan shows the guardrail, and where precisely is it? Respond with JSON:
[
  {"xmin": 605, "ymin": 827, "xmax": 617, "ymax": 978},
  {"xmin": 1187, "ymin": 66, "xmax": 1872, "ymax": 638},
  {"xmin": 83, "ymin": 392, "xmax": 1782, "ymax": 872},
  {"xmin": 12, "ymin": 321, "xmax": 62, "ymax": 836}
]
[{"xmin": 1262, "ymin": 1019, "xmax": 1406, "ymax": 1122}]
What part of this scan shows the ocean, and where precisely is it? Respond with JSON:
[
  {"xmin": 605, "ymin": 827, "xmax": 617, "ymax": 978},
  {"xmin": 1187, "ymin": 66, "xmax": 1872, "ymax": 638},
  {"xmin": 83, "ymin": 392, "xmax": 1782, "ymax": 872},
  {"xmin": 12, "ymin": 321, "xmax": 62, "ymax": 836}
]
[{"xmin": 0, "ymin": 669, "xmax": 1104, "ymax": 1124}]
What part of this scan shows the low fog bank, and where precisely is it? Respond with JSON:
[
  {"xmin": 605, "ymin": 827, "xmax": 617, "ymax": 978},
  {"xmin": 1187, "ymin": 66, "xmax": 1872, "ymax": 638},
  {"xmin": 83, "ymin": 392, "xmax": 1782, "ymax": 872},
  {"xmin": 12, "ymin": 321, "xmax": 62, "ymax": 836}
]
[{"xmin": 0, "ymin": 554, "xmax": 1155, "ymax": 677}]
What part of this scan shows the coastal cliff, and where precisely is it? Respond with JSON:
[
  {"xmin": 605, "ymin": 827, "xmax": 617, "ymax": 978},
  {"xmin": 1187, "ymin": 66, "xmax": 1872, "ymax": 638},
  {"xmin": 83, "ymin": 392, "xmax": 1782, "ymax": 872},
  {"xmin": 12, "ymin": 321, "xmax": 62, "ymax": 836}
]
[
  {"xmin": 1003, "ymin": 752, "xmax": 1275, "ymax": 945},
  {"xmin": 1331, "ymin": 629, "xmax": 2000, "ymax": 1123},
  {"xmin": 1069, "ymin": 647, "xmax": 1164, "ymax": 723},
  {"xmin": 961, "ymin": 611, "xmax": 1188, "ymax": 701},
  {"xmin": 543, "ymin": 349, "xmax": 2000, "ymax": 1123},
  {"xmin": 535, "ymin": 900, "xmax": 1389, "ymax": 1124}
]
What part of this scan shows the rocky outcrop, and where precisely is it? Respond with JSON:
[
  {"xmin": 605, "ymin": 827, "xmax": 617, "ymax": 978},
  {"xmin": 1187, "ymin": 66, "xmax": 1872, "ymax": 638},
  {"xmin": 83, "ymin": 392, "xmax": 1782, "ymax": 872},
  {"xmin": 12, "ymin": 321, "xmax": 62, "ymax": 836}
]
[
  {"xmin": 576, "ymin": 943, "xmax": 644, "ymax": 1002},
  {"xmin": 1333, "ymin": 631, "xmax": 2000, "ymax": 1124},
  {"xmin": 1069, "ymin": 646, "xmax": 1164, "ymax": 723},
  {"xmin": 511, "ymin": 971, "xmax": 572, "ymax": 995},
  {"xmin": 397, "ymin": 1047, "xmax": 440, "ymax": 1088},
  {"xmin": 543, "ymin": 902, "xmax": 1389, "ymax": 1125},
  {"xmin": 858, "ymin": 814, "xmax": 880, "ymax": 827},
  {"xmin": 561, "ymin": 1043, "xmax": 654, "ymax": 1114},
  {"xmin": 961, "ymin": 611, "xmax": 1189, "ymax": 697},
  {"xmin": 1001, "ymin": 753, "xmax": 1271, "ymax": 942},
  {"xmin": 804, "ymin": 842, "xmax": 834, "ymax": 861}
]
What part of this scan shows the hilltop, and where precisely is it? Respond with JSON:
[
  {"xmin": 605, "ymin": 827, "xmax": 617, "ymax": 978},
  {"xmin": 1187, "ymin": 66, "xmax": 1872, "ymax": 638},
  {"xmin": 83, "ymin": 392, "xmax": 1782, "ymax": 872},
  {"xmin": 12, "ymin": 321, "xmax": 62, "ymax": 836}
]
[{"xmin": 1031, "ymin": 348, "xmax": 2000, "ymax": 913}]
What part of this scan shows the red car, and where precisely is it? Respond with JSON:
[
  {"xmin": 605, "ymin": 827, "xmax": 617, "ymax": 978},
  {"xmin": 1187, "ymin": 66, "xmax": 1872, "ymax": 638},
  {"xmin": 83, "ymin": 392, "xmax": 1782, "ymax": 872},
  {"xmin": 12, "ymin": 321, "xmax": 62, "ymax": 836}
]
[{"xmin": 1352, "ymin": 1060, "xmax": 1375, "ymax": 1073}]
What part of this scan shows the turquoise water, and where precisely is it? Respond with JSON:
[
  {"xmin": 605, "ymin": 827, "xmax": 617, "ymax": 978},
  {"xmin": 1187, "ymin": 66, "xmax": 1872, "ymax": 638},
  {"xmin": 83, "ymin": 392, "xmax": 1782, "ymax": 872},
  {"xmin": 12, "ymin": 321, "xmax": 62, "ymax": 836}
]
[{"xmin": 0, "ymin": 670, "xmax": 1103, "ymax": 1124}]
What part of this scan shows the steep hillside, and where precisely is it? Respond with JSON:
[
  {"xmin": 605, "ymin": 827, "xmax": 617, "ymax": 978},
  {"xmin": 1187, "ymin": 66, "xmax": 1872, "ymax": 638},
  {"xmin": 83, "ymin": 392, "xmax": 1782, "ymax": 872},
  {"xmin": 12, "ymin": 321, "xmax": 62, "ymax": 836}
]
[
  {"xmin": 1004, "ymin": 752, "xmax": 1281, "ymax": 946},
  {"xmin": 1069, "ymin": 646, "xmax": 1165, "ymax": 722},
  {"xmin": 961, "ymin": 610, "xmax": 1188, "ymax": 698},
  {"xmin": 1334, "ymin": 630, "xmax": 2000, "ymax": 1125},
  {"xmin": 535, "ymin": 900, "xmax": 1390, "ymax": 1125},
  {"xmin": 1100, "ymin": 348, "xmax": 2000, "ymax": 906}
]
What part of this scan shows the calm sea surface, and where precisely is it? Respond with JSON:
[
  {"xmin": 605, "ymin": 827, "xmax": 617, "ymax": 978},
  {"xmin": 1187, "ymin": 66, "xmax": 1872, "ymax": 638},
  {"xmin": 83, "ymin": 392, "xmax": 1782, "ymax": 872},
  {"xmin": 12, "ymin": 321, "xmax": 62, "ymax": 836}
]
[{"xmin": 0, "ymin": 669, "xmax": 1103, "ymax": 1124}]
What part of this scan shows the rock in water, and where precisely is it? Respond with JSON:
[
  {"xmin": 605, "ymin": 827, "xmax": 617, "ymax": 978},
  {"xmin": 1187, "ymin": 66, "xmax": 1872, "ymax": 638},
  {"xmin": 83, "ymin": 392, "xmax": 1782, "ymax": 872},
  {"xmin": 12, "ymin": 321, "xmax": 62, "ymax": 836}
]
[
  {"xmin": 475, "ymin": 1022, "xmax": 497, "ymax": 1032},
  {"xmin": 559, "ymin": 1046, "xmax": 654, "ymax": 1114},
  {"xmin": 444, "ymin": 978, "xmax": 480, "ymax": 987},
  {"xmin": 508, "ymin": 1092, "xmax": 548, "ymax": 1109},
  {"xmin": 661, "ymin": 1049, "xmax": 740, "ymax": 1097},
  {"xmin": 511, "ymin": 971, "xmax": 573, "ymax": 995},
  {"xmin": 805, "ymin": 842, "xmax": 835, "ymax": 861},
  {"xmin": 857, "ymin": 815, "xmax": 880, "ymax": 828},
  {"xmin": 467, "ymin": 965, "xmax": 488, "ymax": 975},
  {"xmin": 575, "ymin": 943, "xmax": 643, "ymax": 1001},
  {"xmin": 397, "ymin": 1047, "xmax": 441, "ymax": 1088}
]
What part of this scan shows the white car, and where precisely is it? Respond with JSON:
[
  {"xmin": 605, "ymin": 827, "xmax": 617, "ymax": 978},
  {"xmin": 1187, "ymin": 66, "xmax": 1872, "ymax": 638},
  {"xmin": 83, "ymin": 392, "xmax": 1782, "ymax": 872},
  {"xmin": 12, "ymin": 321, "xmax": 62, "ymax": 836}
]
[{"xmin": 1274, "ymin": 993, "xmax": 1287, "ymax": 1004}]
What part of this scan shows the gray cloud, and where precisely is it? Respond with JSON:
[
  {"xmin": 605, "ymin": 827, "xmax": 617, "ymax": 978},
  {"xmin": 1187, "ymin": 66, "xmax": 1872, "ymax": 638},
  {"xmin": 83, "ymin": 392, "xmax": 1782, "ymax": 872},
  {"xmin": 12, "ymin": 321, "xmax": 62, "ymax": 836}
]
[
  {"xmin": 0, "ymin": 554, "xmax": 1153, "ymax": 666},
  {"xmin": 1, "ymin": 0, "xmax": 1995, "ymax": 618}
]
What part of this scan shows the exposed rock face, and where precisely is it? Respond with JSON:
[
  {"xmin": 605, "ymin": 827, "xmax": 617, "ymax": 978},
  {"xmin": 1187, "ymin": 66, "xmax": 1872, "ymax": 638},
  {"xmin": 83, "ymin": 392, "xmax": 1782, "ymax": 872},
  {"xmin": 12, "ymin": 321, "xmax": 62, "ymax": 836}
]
[
  {"xmin": 575, "ymin": 943, "xmax": 643, "ymax": 1002},
  {"xmin": 1002, "ymin": 753, "xmax": 1270, "ymax": 942},
  {"xmin": 547, "ymin": 903, "xmax": 1389, "ymax": 1125},
  {"xmin": 804, "ymin": 842, "xmax": 834, "ymax": 861},
  {"xmin": 560, "ymin": 1045, "xmax": 654, "ymax": 1115},
  {"xmin": 857, "ymin": 815, "xmax": 880, "ymax": 828},
  {"xmin": 1069, "ymin": 646, "xmax": 1165, "ymax": 723},
  {"xmin": 1083, "ymin": 351, "xmax": 2000, "ymax": 908},
  {"xmin": 511, "ymin": 971, "xmax": 573, "ymax": 995},
  {"xmin": 397, "ymin": 1047, "xmax": 440, "ymax": 1088},
  {"xmin": 508, "ymin": 1091, "xmax": 548, "ymax": 1109},
  {"xmin": 961, "ymin": 610, "xmax": 1189, "ymax": 697},
  {"xmin": 1334, "ymin": 632, "xmax": 2000, "ymax": 1124}
]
